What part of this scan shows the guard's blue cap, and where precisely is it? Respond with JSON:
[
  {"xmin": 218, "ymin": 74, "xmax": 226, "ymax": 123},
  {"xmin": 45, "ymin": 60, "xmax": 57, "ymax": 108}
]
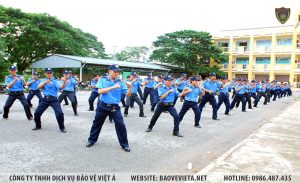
[
  {"xmin": 45, "ymin": 68, "xmax": 53, "ymax": 73},
  {"xmin": 243, "ymin": 79, "xmax": 248, "ymax": 82},
  {"xmin": 157, "ymin": 75, "xmax": 162, "ymax": 79},
  {"xmin": 63, "ymin": 70, "xmax": 69, "ymax": 75},
  {"xmin": 131, "ymin": 72, "xmax": 137, "ymax": 76},
  {"xmin": 68, "ymin": 70, "xmax": 72, "ymax": 74},
  {"xmin": 9, "ymin": 66, "xmax": 16, "ymax": 71},
  {"xmin": 220, "ymin": 76, "xmax": 227, "ymax": 80},
  {"xmin": 251, "ymin": 80, "xmax": 256, "ymax": 83},
  {"xmin": 33, "ymin": 72, "xmax": 38, "ymax": 76},
  {"xmin": 102, "ymin": 73, "xmax": 108, "ymax": 77},
  {"xmin": 209, "ymin": 72, "xmax": 216, "ymax": 77},
  {"xmin": 261, "ymin": 80, "xmax": 265, "ymax": 83},
  {"xmin": 109, "ymin": 64, "xmax": 120, "ymax": 71},
  {"xmin": 190, "ymin": 76, "xmax": 200, "ymax": 81},
  {"xmin": 181, "ymin": 73, "xmax": 187, "ymax": 77},
  {"xmin": 163, "ymin": 75, "xmax": 173, "ymax": 81}
]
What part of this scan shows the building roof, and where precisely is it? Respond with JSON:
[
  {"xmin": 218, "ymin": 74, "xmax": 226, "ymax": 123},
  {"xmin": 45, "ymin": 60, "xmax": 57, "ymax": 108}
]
[{"xmin": 31, "ymin": 54, "xmax": 170, "ymax": 71}]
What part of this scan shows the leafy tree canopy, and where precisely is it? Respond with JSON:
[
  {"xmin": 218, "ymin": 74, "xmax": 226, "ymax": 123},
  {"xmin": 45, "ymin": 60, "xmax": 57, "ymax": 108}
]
[
  {"xmin": 150, "ymin": 30, "xmax": 226, "ymax": 76},
  {"xmin": 0, "ymin": 5, "xmax": 106, "ymax": 74},
  {"xmin": 115, "ymin": 46, "xmax": 149, "ymax": 62}
]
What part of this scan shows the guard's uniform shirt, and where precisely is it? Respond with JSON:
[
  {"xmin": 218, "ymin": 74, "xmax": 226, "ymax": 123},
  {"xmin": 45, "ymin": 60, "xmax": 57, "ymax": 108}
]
[
  {"xmin": 5, "ymin": 75, "xmax": 24, "ymax": 92},
  {"xmin": 184, "ymin": 85, "xmax": 202, "ymax": 102},
  {"xmin": 41, "ymin": 77, "xmax": 61, "ymax": 97},
  {"xmin": 158, "ymin": 85, "xmax": 179, "ymax": 103},
  {"xmin": 27, "ymin": 78, "xmax": 41, "ymax": 90},
  {"xmin": 97, "ymin": 78, "xmax": 127, "ymax": 104}
]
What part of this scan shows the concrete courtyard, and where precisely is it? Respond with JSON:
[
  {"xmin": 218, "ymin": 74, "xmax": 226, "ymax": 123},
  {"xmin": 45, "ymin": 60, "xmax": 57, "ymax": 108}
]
[{"xmin": 0, "ymin": 90, "xmax": 299, "ymax": 182}]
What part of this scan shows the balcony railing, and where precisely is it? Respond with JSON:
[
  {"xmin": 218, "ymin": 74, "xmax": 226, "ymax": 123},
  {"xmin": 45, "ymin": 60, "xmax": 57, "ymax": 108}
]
[
  {"xmin": 233, "ymin": 46, "xmax": 250, "ymax": 54},
  {"xmin": 254, "ymin": 46, "xmax": 272, "ymax": 53},
  {"xmin": 232, "ymin": 64, "xmax": 248, "ymax": 70},
  {"xmin": 274, "ymin": 64, "xmax": 290, "ymax": 71},
  {"xmin": 253, "ymin": 64, "xmax": 270, "ymax": 70},
  {"xmin": 275, "ymin": 46, "xmax": 292, "ymax": 53}
]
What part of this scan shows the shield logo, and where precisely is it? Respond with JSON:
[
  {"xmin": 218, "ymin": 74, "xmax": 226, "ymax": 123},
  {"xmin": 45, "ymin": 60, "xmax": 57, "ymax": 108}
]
[{"xmin": 275, "ymin": 7, "xmax": 290, "ymax": 24}]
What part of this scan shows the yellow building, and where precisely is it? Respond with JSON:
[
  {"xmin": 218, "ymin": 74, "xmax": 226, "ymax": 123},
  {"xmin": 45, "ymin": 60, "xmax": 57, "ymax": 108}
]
[{"xmin": 213, "ymin": 12, "xmax": 300, "ymax": 87}]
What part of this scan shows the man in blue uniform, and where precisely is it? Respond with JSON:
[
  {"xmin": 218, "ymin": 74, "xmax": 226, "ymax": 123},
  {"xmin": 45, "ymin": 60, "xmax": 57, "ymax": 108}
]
[
  {"xmin": 32, "ymin": 68, "xmax": 67, "ymax": 133},
  {"xmin": 150, "ymin": 75, "xmax": 163, "ymax": 112},
  {"xmin": 87, "ymin": 74, "xmax": 100, "ymax": 111},
  {"xmin": 174, "ymin": 73, "xmax": 188, "ymax": 103},
  {"xmin": 143, "ymin": 74, "xmax": 156, "ymax": 105},
  {"xmin": 199, "ymin": 72, "xmax": 220, "ymax": 120},
  {"xmin": 26, "ymin": 72, "xmax": 43, "ymax": 108},
  {"xmin": 145, "ymin": 75, "xmax": 185, "ymax": 137},
  {"xmin": 58, "ymin": 70, "xmax": 78, "ymax": 116},
  {"xmin": 249, "ymin": 80, "xmax": 258, "ymax": 103},
  {"xmin": 217, "ymin": 76, "xmax": 231, "ymax": 115},
  {"xmin": 255, "ymin": 80, "xmax": 268, "ymax": 106},
  {"xmin": 178, "ymin": 76, "xmax": 202, "ymax": 128},
  {"xmin": 86, "ymin": 64, "xmax": 132, "ymax": 152},
  {"xmin": 3, "ymin": 66, "xmax": 33, "ymax": 120},
  {"xmin": 124, "ymin": 72, "xmax": 146, "ymax": 117},
  {"xmin": 230, "ymin": 79, "xmax": 247, "ymax": 112}
]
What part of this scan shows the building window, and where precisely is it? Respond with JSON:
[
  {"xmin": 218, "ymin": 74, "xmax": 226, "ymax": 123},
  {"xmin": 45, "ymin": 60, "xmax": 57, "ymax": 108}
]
[
  {"xmin": 276, "ymin": 57, "xmax": 291, "ymax": 64},
  {"xmin": 256, "ymin": 40, "xmax": 272, "ymax": 47},
  {"xmin": 256, "ymin": 57, "xmax": 270, "ymax": 64},
  {"xmin": 277, "ymin": 38, "xmax": 292, "ymax": 45},
  {"xmin": 236, "ymin": 57, "xmax": 249, "ymax": 64}
]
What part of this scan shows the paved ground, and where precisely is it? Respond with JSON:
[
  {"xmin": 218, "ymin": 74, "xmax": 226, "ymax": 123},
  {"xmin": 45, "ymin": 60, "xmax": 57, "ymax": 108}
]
[
  {"xmin": 193, "ymin": 94, "xmax": 300, "ymax": 183},
  {"xmin": 0, "ymin": 90, "xmax": 299, "ymax": 182}
]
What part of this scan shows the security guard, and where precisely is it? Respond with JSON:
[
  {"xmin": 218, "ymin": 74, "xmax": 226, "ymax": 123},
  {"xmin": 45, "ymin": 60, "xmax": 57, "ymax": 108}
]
[
  {"xmin": 87, "ymin": 74, "xmax": 100, "ymax": 111},
  {"xmin": 255, "ymin": 80, "xmax": 268, "ymax": 106},
  {"xmin": 174, "ymin": 73, "xmax": 188, "ymax": 103},
  {"xmin": 124, "ymin": 72, "xmax": 146, "ymax": 117},
  {"xmin": 146, "ymin": 75, "xmax": 184, "ymax": 137},
  {"xmin": 178, "ymin": 76, "xmax": 202, "ymax": 128},
  {"xmin": 217, "ymin": 76, "xmax": 231, "ymax": 115},
  {"xmin": 143, "ymin": 74, "xmax": 156, "ymax": 105},
  {"xmin": 199, "ymin": 72, "xmax": 220, "ymax": 120},
  {"xmin": 26, "ymin": 72, "xmax": 43, "ymax": 108},
  {"xmin": 249, "ymin": 80, "xmax": 258, "ymax": 103},
  {"xmin": 230, "ymin": 79, "xmax": 246, "ymax": 112},
  {"xmin": 236, "ymin": 79, "xmax": 252, "ymax": 109},
  {"xmin": 86, "ymin": 64, "xmax": 132, "ymax": 152},
  {"xmin": 32, "ymin": 68, "xmax": 67, "ymax": 133},
  {"xmin": 150, "ymin": 75, "xmax": 163, "ymax": 112},
  {"xmin": 3, "ymin": 66, "xmax": 33, "ymax": 120},
  {"xmin": 58, "ymin": 70, "xmax": 78, "ymax": 116}
]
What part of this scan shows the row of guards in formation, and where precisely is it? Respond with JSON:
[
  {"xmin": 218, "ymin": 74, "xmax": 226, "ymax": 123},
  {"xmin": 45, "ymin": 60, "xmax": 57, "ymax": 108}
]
[{"xmin": 2, "ymin": 65, "xmax": 292, "ymax": 152}]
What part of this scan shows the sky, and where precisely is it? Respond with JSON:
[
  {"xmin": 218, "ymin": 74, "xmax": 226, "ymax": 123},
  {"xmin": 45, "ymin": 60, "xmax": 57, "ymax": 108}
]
[{"xmin": 0, "ymin": 0, "xmax": 299, "ymax": 53}]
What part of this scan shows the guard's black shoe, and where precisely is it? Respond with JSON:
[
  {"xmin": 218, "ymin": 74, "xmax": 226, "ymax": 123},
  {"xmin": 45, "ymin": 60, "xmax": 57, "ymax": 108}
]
[
  {"xmin": 139, "ymin": 114, "xmax": 147, "ymax": 117},
  {"xmin": 60, "ymin": 129, "xmax": 67, "ymax": 133},
  {"xmin": 124, "ymin": 113, "xmax": 128, "ymax": 117},
  {"xmin": 87, "ymin": 109, "xmax": 94, "ymax": 111},
  {"xmin": 173, "ymin": 132, "xmax": 183, "ymax": 137},
  {"xmin": 63, "ymin": 104, "xmax": 69, "ymax": 106},
  {"xmin": 242, "ymin": 110, "xmax": 247, "ymax": 112},
  {"xmin": 194, "ymin": 125, "xmax": 202, "ymax": 128},
  {"xmin": 28, "ymin": 116, "xmax": 33, "ymax": 121},
  {"xmin": 86, "ymin": 142, "xmax": 94, "ymax": 148},
  {"xmin": 74, "ymin": 113, "xmax": 79, "ymax": 116},
  {"xmin": 32, "ymin": 127, "xmax": 41, "ymax": 131},
  {"xmin": 212, "ymin": 118, "xmax": 220, "ymax": 120},
  {"xmin": 123, "ymin": 147, "xmax": 130, "ymax": 152},
  {"xmin": 145, "ymin": 128, "xmax": 152, "ymax": 132},
  {"xmin": 224, "ymin": 113, "xmax": 230, "ymax": 115}
]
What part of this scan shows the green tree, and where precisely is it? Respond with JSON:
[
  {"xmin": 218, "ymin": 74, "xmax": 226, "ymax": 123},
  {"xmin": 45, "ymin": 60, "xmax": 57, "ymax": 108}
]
[
  {"xmin": 0, "ymin": 5, "xmax": 107, "ymax": 72},
  {"xmin": 150, "ymin": 30, "xmax": 226, "ymax": 76},
  {"xmin": 115, "ymin": 46, "xmax": 149, "ymax": 62}
]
